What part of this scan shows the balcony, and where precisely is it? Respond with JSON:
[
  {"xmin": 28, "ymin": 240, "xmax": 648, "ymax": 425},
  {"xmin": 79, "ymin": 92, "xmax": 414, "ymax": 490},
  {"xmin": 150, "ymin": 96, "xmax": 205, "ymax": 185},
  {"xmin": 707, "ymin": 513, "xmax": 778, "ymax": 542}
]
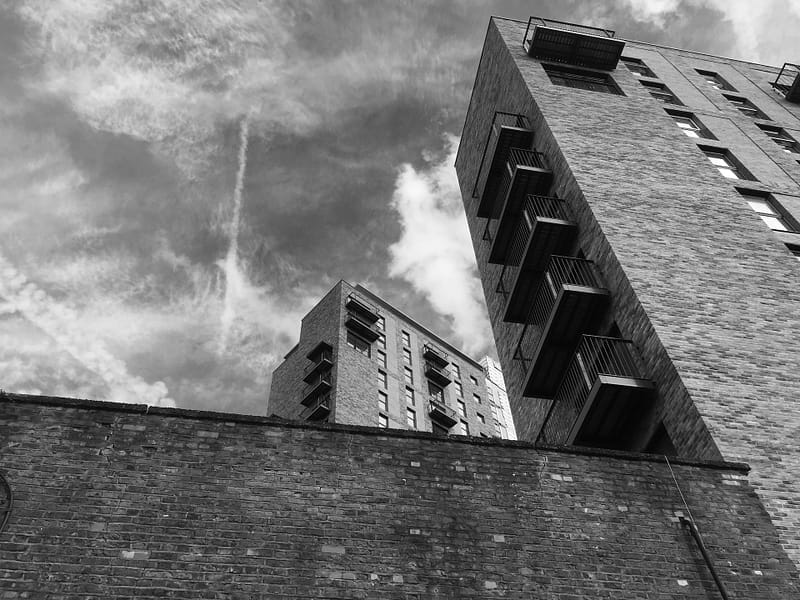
[
  {"xmin": 772, "ymin": 63, "xmax": 800, "ymax": 103},
  {"xmin": 522, "ymin": 17, "xmax": 625, "ymax": 71},
  {"xmin": 501, "ymin": 195, "xmax": 577, "ymax": 323},
  {"xmin": 428, "ymin": 398, "xmax": 458, "ymax": 429},
  {"xmin": 302, "ymin": 371, "xmax": 332, "ymax": 406},
  {"xmin": 422, "ymin": 344, "xmax": 449, "ymax": 368},
  {"xmin": 344, "ymin": 293, "xmax": 380, "ymax": 342},
  {"xmin": 425, "ymin": 361, "xmax": 452, "ymax": 387},
  {"xmin": 302, "ymin": 393, "xmax": 331, "ymax": 422},
  {"xmin": 475, "ymin": 112, "xmax": 534, "ymax": 218},
  {"xmin": 537, "ymin": 336, "xmax": 655, "ymax": 449},
  {"xmin": 516, "ymin": 256, "xmax": 609, "ymax": 398},
  {"xmin": 303, "ymin": 342, "xmax": 333, "ymax": 383}
]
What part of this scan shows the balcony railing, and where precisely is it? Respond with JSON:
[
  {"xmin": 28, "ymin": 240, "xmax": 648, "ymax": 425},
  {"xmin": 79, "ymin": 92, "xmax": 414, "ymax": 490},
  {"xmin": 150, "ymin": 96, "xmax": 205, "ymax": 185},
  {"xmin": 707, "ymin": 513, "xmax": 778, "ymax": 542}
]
[
  {"xmin": 302, "ymin": 372, "xmax": 332, "ymax": 405},
  {"xmin": 302, "ymin": 393, "xmax": 331, "ymax": 422},
  {"xmin": 428, "ymin": 397, "xmax": 458, "ymax": 428},
  {"xmin": 422, "ymin": 344, "xmax": 449, "ymax": 367},
  {"xmin": 345, "ymin": 293, "xmax": 379, "ymax": 323},
  {"xmin": 425, "ymin": 361, "xmax": 452, "ymax": 387},
  {"xmin": 345, "ymin": 309, "xmax": 381, "ymax": 343},
  {"xmin": 522, "ymin": 17, "xmax": 624, "ymax": 71},
  {"xmin": 538, "ymin": 336, "xmax": 654, "ymax": 448},
  {"xmin": 474, "ymin": 112, "xmax": 533, "ymax": 218},
  {"xmin": 303, "ymin": 346, "xmax": 333, "ymax": 382},
  {"xmin": 772, "ymin": 63, "xmax": 800, "ymax": 102}
]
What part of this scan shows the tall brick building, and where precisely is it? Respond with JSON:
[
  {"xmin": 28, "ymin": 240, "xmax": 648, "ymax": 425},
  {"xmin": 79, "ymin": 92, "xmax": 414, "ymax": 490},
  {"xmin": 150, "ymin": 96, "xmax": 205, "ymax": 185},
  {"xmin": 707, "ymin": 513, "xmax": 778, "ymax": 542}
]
[
  {"xmin": 455, "ymin": 16, "xmax": 800, "ymax": 567},
  {"xmin": 269, "ymin": 281, "xmax": 501, "ymax": 438},
  {"xmin": 481, "ymin": 355, "xmax": 517, "ymax": 440}
]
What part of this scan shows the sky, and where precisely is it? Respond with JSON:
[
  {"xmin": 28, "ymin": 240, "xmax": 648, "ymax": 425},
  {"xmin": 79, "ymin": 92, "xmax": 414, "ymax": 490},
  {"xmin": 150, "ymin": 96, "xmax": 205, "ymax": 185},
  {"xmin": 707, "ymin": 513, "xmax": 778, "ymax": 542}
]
[{"xmin": 0, "ymin": 0, "xmax": 798, "ymax": 415}]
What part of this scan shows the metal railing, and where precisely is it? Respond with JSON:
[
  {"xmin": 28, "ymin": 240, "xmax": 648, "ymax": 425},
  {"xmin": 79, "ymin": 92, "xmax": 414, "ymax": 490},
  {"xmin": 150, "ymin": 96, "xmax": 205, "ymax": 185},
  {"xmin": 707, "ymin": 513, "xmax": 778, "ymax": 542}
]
[
  {"xmin": 539, "ymin": 336, "xmax": 644, "ymax": 445},
  {"xmin": 507, "ymin": 211, "xmax": 533, "ymax": 268},
  {"xmin": 423, "ymin": 344, "xmax": 448, "ymax": 365},
  {"xmin": 772, "ymin": 63, "xmax": 800, "ymax": 93},
  {"xmin": 345, "ymin": 293, "xmax": 379, "ymax": 320},
  {"xmin": 527, "ymin": 194, "xmax": 570, "ymax": 221},
  {"xmin": 508, "ymin": 148, "xmax": 547, "ymax": 170},
  {"xmin": 425, "ymin": 361, "xmax": 451, "ymax": 380},
  {"xmin": 302, "ymin": 393, "xmax": 331, "ymax": 421},
  {"xmin": 524, "ymin": 17, "xmax": 615, "ymax": 50},
  {"xmin": 496, "ymin": 264, "xmax": 515, "ymax": 299},
  {"xmin": 472, "ymin": 111, "xmax": 530, "ymax": 199},
  {"xmin": 302, "ymin": 371, "xmax": 331, "ymax": 399},
  {"xmin": 429, "ymin": 397, "xmax": 457, "ymax": 422},
  {"xmin": 346, "ymin": 310, "xmax": 378, "ymax": 332},
  {"xmin": 303, "ymin": 348, "xmax": 333, "ymax": 376}
]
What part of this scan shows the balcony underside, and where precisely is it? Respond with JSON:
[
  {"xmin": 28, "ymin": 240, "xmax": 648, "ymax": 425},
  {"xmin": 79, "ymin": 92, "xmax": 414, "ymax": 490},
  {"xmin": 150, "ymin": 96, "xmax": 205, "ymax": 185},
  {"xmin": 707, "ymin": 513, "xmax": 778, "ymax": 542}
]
[
  {"xmin": 423, "ymin": 347, "xmax": 449, "ymax": 368},
  {"xmin": 567, "ymin": 375, "xmax": 655, "ymax": 448},
  {"xmin": 477, "ymin": 127, "xmax": 534, "ymax": 218},
  {"xmin": 302, "ymin": 380, "xmax": 331, "ymax": 406},
  {"xmin": 303, "ymin": 396, "xmax": 331, "ymax": 421},
  {"xmin": 302, "ymin": 356, "xmax": 333, "ymax": 383},
  {"xmin": 523, "ymin": 285, "xmax": 610, "ymax": 398},
  {"xmin": 345, "ymin": 315, "xmax": 380, "ymax": 342},
  {"xmin": 503, "ymin": 218, "xmax": 577, "ymax": 323},
  {"xmin": 525, "ymin": 26, "xmax": 625, "ymax": 71},
  {"xmin": 429, "ymin": 404, "xmax": 458, "ymax": 429},
  {"xmin": 787, "ymin": 77, "xmax": 800, "ymax": 103},
  {"xmin": 488, "ymin": 170, "xmax": 555, "ymax": 264},
  {"xmin": 344, "ymin": 296, "xmax": 379, "ymax": 323},
  {"xmin": 425, "ymin": 366, "xmax": 452, "ymax": 388}
]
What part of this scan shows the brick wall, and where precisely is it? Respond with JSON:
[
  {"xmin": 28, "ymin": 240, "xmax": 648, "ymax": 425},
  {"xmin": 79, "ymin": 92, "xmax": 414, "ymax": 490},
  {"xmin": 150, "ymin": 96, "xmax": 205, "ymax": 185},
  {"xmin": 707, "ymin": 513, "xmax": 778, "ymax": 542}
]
[{"xmin": 1, "ymin": 394, "xmax": 798, "ymax": 598}]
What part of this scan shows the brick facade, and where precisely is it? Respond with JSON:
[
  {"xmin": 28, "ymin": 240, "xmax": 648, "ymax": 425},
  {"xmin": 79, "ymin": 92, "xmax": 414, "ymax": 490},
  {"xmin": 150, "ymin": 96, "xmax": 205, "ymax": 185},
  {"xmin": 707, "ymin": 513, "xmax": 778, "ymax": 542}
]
[{"xmin": 1, "ymin": 394, "xmax": 798, "ymax": 598}]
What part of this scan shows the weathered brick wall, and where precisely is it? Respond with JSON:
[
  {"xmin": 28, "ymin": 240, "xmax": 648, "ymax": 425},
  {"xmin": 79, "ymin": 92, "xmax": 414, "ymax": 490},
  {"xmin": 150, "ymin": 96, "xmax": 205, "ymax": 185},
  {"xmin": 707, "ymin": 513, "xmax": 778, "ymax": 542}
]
[
  {"xmin": 1, "ymin": 394, "xmax": 798, "ymax": 598},
  {"xmin": 456, "ymin": 17, "xmax": 800, "ymax": 569}
]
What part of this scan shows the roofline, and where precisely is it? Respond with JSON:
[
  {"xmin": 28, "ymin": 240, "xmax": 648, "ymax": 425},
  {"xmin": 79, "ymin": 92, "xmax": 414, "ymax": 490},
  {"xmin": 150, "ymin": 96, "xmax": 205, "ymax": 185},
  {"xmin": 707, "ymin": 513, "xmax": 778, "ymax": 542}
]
[{"xmin": 0, "ymin": 392, "xmax": 750, "ymax": 473}]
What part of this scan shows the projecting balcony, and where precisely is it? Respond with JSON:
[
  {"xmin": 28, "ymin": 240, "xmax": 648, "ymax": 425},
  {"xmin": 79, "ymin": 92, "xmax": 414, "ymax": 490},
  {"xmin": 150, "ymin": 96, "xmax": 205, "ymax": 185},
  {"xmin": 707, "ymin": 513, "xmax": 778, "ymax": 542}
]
[
  {"xmin": 486, "ymin": 150, "xmax": 553, "ymax": 262},
  {"xmin": 428, "ymin": 398, "xmax": 458, "ymax": 429},
  {"xmin": 302, "ymin": 393, "xmax": 331, "ymax": 422},
  {"xmin": 344, "ymin": 293, "xmax": 381, "ymax": 342},
  {"xmin": 537, "ymin": 336, "xmax": 655, "ymax": 449},
  {"xmin": 772, "ymin": 63, "xmax": 800, "ymax": 103},
  {"xmin": 475, "ymin": 112, "xmax": 534, "ymax": 218},
  {"xmin": 516, "ymin": 256, "xmax": 610, "ymax": 398},
  {"xmin": 302, "ymin": 371, "xmax": 332, "ymax": 406},
  {"xmin": 422, "ymin": 344, "xmax": 449, "ymax": 368},
  {"xmin": 303, "ymin": 342, "xmax": 334, "ymax": 383},
  {"xmin": 501, "ymin": 195, "xmax": 577, "ymax": 323},
  {"xmin": 522, "ymin": 17, "xmax": 625, "ymax": 71},
  {"xmin": 425, "ymin": 361, "xmax": 452, "ymax": 387}
]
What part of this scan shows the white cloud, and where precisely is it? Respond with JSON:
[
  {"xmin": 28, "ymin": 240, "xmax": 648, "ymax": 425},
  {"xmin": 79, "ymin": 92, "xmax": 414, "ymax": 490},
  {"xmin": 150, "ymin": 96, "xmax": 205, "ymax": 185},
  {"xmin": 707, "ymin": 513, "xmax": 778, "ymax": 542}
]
[{"xmin": 388, "ymin": 136, "xmax": 493, "ymax": 356}]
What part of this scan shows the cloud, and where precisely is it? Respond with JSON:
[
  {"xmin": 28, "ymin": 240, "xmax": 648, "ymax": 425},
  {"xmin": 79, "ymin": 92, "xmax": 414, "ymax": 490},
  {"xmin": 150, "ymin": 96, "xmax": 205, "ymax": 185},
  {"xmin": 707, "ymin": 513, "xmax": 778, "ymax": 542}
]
[{"xmin": 388, "ymin": 136, "xmax": 493, "ymax": 356}]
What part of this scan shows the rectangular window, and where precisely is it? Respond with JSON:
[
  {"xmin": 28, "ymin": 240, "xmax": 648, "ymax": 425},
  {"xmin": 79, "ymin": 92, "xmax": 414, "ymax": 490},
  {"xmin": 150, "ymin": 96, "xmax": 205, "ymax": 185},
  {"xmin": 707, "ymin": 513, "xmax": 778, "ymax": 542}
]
[
  {"xmin": 723, "ymin": 94, "xmax": 768, "ymax": 119},
  {"xmin": 376, "ymin": 350, "xmax": 387, "ymax": 369},
  {"xmin": 477, "ymin": 412, "xmax": 486, "ymax": 424},
  {"xmin": 406, "ymin": 408, "xmax": 417, "ymax": 429},
  {"xmin": 665, "ymin": 109, "xmax": 714, "ymax": 139},
  {"xmin": 459, "ymin": 420, "xmax": 470, "ymax": 436},
  {"xmin": 457, "ymin": 399, "xmax": 467, "ymax": 418},
  {"xmin": 543, "ymin": 64, "xmax": 623, "ymax": 95},
  {"xmin": 376, "ymin": 316, "xmax": 385, "ymax": 331},
  {"xmin": 696, "ymin": 69, "xmax": 734, "ymax": 91},
  {"xmin": 737, "ymin": 190, "xmax": 795, "ymax": 232},
  {"xmin": 700, "ymin": 147, "xmax": 754, "ymax": 181},
  {"xmin": 758, "ymin": 124, "xmax": 800, "ymax": 154},
  {"xmin": 429, "ymin": 382, "xmax": 443, "ymax": 401},
  {"xmin": 621, "ymin": 56, "xmax": 655, "ymax": 77},
  {"xmin": 451, "ymin": 364, "xmax": 461, "ymax": 379},
  {"xmin": 346, "ymin": 331, "xmax": 370, "ymax": 356},
  {"xmin": 378, "ymin": 390, "xmax": 388, "ymax": 412},
  {"xmin": 453, "ymin": 381, "xmax": 463, "ymax": 397},
  {"xmin": 469, "ymin": 375, "xmax": 479, "ymax": 386},
  {"xmin": 473, "ymin": 393, "xmax": 482, "ymax": 405},
  {"xmin": 405, "ymin": 386, "xmax": 415, "ymax": 405},
  {"xmin": 402, "ymin": 347, "xmax": 412, "ymax": 366},
  {"xmin": 404, "ymin": 366, "xmax": 414, "ymax": 385},
  {"xmin": 378, "ymin": 370, "xmax": 387, "ymax": 389},
  {"xmin": 640, "ymin": 80, "xmax": 682, "ymax": 105},
  {"xmin": 378, "ymin": 414, "xmax": 388, "ymax": 428},
  {"xmin": 401, "ymin": 330, "xmax": 410, "ymax": 346},
  {"xmin": 376, "ymin": 335, "xmax": 386, "ymax": 350}
]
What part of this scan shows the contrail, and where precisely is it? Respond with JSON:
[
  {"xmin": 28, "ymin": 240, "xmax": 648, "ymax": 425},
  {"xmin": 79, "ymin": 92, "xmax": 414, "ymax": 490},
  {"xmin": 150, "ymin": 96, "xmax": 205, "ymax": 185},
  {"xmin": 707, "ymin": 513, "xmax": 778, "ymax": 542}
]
[
  {"xmin": 218, "ymin": 115, "xmax": 251, "ymax": 352},
  {"xmin": 0, "ymin": 254, "xmax": 173, "ymax": 406}
]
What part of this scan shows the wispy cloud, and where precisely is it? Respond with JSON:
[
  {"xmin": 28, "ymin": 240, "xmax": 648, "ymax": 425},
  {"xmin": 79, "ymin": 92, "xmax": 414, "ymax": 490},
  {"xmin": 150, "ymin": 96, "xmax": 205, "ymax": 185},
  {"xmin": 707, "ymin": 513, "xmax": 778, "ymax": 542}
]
[{"xmin": 388, "ymin": 136, "xmax": 493, "ymax": 356}]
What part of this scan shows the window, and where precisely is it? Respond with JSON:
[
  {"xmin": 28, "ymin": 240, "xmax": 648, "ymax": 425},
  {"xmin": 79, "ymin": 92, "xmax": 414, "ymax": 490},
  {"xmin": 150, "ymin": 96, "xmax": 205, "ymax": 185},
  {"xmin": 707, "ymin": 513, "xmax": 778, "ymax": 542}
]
[
  {"xmin": 376, "ymin": 335, "xmax": 386, "ymax": 350},
  {"xmin": 378, "ymin": 391, "xmax": 388, "ymax": 412},
  {"xmin": 469, "ymin": 375, "xmax": 479, "ymax": 386},
  {"xmin": 457, "ymin": 400, "xmax": 467, "ymax": 418},
  {"xmin": 723, "ymin": 94, "xmax": 767, "ymax": 119},
  {"xmin": 378, "ymin": 414, "xmax": 388, "ymax": 428},
  {"xmin": 737, "ymin": 190, "xmax": 794, "ymax": 232},
  {"xmin": 451, "ymin": 364, "xmax": 461, "ymax": 379},
  {"xmin": 378, "ymin": 370, "xmax": 387, "ymax": 389},
  {"xmin": 473, "ymin": 393, "xmax": 482, "ymax": 405},
  {"xmin": 405, "ymin": 386, "xmax": 415, "ymax": 405},
  {"xmin": 477, "ymin": 412, "xmax": 486, "ymax": 425},
  {"xmin": 543, "ymin": 64, "xmax": 623, "ymax": 95},
  {"xmin": 787, "ymin": 245, "xmax": 800, "ymax": 261},
  {"xmin": 640, "ymin": 80, "xmax": 682, "ymax": 105},
  {"xmin": 376, "ymin": 350, "xmax": 387, "ymax": 369},
  {"xmin": 621, "ymin": 56, "xmax": 655, "ymax": 77},
  {"xmin": 758, "ymin": 124, "xmax": 800, "ymax": 154},
  {"xmin": 429, "ymin": 382, "xmax": 443, "ymax": 401},
  {"xmin": 458, "ymin": 420, "xmax": 470, "ymax": 436},
  {"xmin": 406, "ymin": 408, "xmax": 417, "ymax": 429},
  {"xmin": 401, "ymin": 330, "xmax": 410, "ymax": 346},
  {"xmin": 696, "ymin": 69, "xmax": 734, "ymax": 91},
  {"xmin": 376, "ymin": 316, "xmax": 385, "ymax": 331},
  {"xmin": 402, "ymin": 348, "xmax": 412, "ymax": 366},
  {"xmin": 453, "ymin": 380, "xmax": 463, "ymax": 397},
  {"xmin": 700, "ymin": 147, "xmax": 753, "ymax": 180},
  {"xmin": 665, "ymin": 109, "xmax": 714, "ymax": 139},
  {"xmin": 404, "ymin": 366, "xmax": 414, "ymax": 385},
  {"xmin": 346, "ymin": 331, "xmax": 370, "ymax": 356}
]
